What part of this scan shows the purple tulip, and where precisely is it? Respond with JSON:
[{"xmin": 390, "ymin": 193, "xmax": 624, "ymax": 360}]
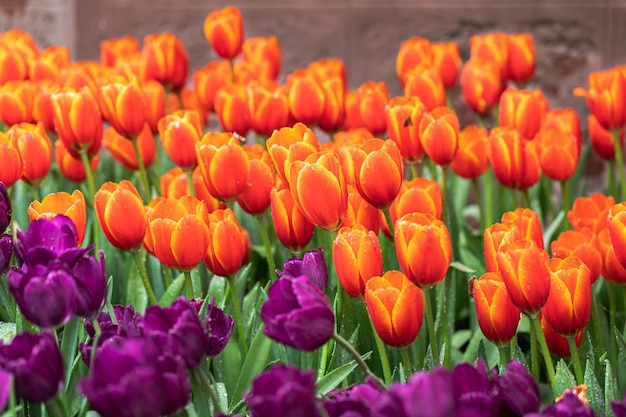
[
  {"xmin": 0, "ymin": 234, "xmax": 12, "ymax": 275},
  {"xmin": 78, "ymin": 336, "xmax": 190, "ymax": 417},
  {"xmin": 73, "ymin": 250, "xmax": 107, "ymax": 319},
  {"xmin": 278, "ymin": 247, "xmax": 328, "ymax": 291},
  {"xmin": 7, "ymin": 263, "xmax": 78, "ymax": 329},
  {"xmin": 245, "ymin": 364, "xmax": 322, "ymax": 417},
  {"xmin": 0, "ymin": 367, "xmax": 9, "ymax": 410},
  {"xmin": 613, "ymin": 392, "xmax": 626, "ymax": 417},
  {"xmin": 0, "ymin": 331, "xmax": 64, "ymax": 403},
  {"xmin": 452, "ymin": 362, "xmax": 494, "ymax": 417},
  {"xmin": 0, "ymin": 182, "xmax": 10, "ymax": 234},
  {"xmin": 13, "ymin": 216, "xmax": 82, "ymax": 268},
  {"xmin": 528, "ymin": 391, "xmax": 595, "ymax": 417},
  {"xmin": 323, "ymin": 379, "xmax": 384, "ymax": 417},
  {"xmin": 498, "ymin": 361, "xmax": 541, "ymax": 416},
  {"xmin": 141, "ymin": 297, "xmax": 208, "ymax": 369},
  {"xmin": 261, "ymin": 276, "xmax": 335, "ymax": 351},
  {"xmin": 205, "ymin": 300, "xmax": 234, "ymax": 357}
]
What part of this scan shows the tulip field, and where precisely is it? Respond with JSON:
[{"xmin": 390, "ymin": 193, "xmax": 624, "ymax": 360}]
[{"xmin": 3, "ymin": 4, "xmax": 626, "ymax": 417}]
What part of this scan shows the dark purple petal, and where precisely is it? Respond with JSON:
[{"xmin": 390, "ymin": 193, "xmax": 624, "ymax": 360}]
[
  {"xmin": 0, "ymin": 182, "xmax": 11, "ymax": 234},
  {"xmin": 541, "ymin": 392, "xmax": 594, "ymax": 417},
  {"xmin": 15, "ymin": 216, "xmax": 77, "ymax": 266},
  {"xmin": 278, "ymin": 247, "xmax": 328, "ymax": 291},
  {"xmin": 499, "ymin": 361, "xmax": 541, "ymax": 416},
  {"xmin": 72, "ymin": 250, "xmax": 107, "ymax": 319},
  {"xmin": 0, "ymin": 234, "xmax": 12, "ymax": 275},
  {"xmin": 205, "ymin": 302, "xmax": 234, "ymax": 357},
  {"xmin": 0, "ymin": 367, "xmax": 9, "ymax": 410},
  {"xmin": 613, "ymin": 392, "xmax": 626, "ymax": 417}
]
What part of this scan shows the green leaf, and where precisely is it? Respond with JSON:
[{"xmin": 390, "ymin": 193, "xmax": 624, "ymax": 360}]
[
  {"xmin": 554, "ymin": 359, "xmax": 576, "ymax": 398},
  {"xmin": 0, "ymin": 322, "xmax": 15, "ymax": 344},
  {"xmin": 614, "ymin": 328, "xmax": 626, "ymax": 393},
  {"xmin": 60, "ymin": 317, "xmax": 81, "ymax": 389},
  {"xmin": 159, "ymin": 273, "xmax": 186, "ymax": 306},
  {"xmin": 584, "ymin": 358, "xmax": 604, "ymax": 416},
  {"xmin": 126, "ymin": 254, "xmax": 148, "ymax": 313},
  {"xmin": 605, "ymin": 359, "xmax": 618, "ymax": 417},
  {"xmin": 212, "ymin": 382, "xmax": 228, "ymax": 415},
  {"xmin": 543, "ymin": 210, "xmax": 565, "ymax": 249},
  {"xmin": 461, "ymin": 328, "xmax": 483, "ymax": 363},
  {"xmin": 316, "ymin": 357, "xmax": 364, "ymax": 395},
  {"xmin": 213, "ymin": 338, "xmax": 242, "ymax": 395},
  {"xmin": 230, "ymin": 326, "xmax": 272, "ymax": 411},
  {"xmin": 192, "ymin": 268, "xmax": 203, "ymax": 299},
  {"xmin": 191, "ymin": 367, "xmax": 211, "ymax": 417},
  {"xmin": 208, "ymin": 276, "xmax": 227, "ymax": 309},
  {"xmin": 449, "ymin": 261, "xmax": 475, "ymax": 274}
]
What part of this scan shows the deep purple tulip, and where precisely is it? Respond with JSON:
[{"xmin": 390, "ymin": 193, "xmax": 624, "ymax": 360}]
[
  {"xmin": 278, "ymin": 247, "xmax": 328, "ymax": 291},
  {"xmin": 0, "ymin": 182, "xmax": 10, "ymax": 234},
  {"xmin": 245, "ymin": 364, "xmax": 322, "ymax": 417},
  {"xmin": 78, "ymin": 336, "xmax": 190, "ymax": 417},
  {"xmin": 0, "ymin": 331, "xmax": 64, "ymax": 403},
  {"xmin": 205, "ymin": 300, "xmax": 234, "ymax": 357},
  {"xmin": 0, "ymin": 234, "xmax": 12, "ymax": 275},
  {"xmin": 7, "ymin": 263, "xmax": 78, "ymax": 329},
  {"xmin": 498, "ymin": 361, "xmax": 541, "ymax": 416},
  {"xmin": 14, "ymin": 216, "xmax": 83, "ymax": 267},
  {"xmin": 141, "ymin": 297, "xmax": 207, "ymax": 369},
  {"xmin": 0, "ymin": 367, "xmax": 9, "ymax": 410},
  {"xmin": 452, "ymin": 362, "xmax": 494, "ymax": 417},
  {"xmin": 261, "ymin": 276, "xmax": 335, "ymax": 351},
  {"xmin": 73, "ymin": 250, "xmax": 107, "ymax": 319},
  {"xmin": 527, "ymin": 392, "xmax": 595, "ymax": 417},
  {"xmin": 613, "ymin": 392, "xmax": 626, "ymax": 417}
]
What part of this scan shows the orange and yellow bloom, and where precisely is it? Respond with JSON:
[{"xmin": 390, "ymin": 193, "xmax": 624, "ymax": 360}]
[
  {"xmin": 204, "ymin": 208, "xmax": 249, "ymax": 277},
  {"xmin": 28, "ymin": 190, "xmax": 87, "ymax": 246},
  {"xmin": 204, "ymin": 6, "xmax": 244, "ymax": 60}
]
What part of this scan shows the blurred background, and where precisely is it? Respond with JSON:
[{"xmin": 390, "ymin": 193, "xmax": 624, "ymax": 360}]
[{"xmin": 1, "ymin": 0, "xmax": 622, "ymax": 187}]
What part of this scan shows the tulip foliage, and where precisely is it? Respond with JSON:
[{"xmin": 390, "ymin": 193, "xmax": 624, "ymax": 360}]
[{"xmin": 1, "ymin": 11, "xmax": 626, "ymax": 417}]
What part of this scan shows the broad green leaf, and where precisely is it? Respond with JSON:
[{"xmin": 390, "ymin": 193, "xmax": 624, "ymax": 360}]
[
  {"xmin": 60, "ymin": 317, "xmax": 81, "ymax": 388},
  {"xmin": 316, "ymin": 354, "xmax": 370, "ymax": 395},
  {"xmin": 461, "ymin": 328, "xmax": 483, "ymax": 363},
  {"xmin": 449, "ymin": 261, "xmax": 475, "ymax": 274},
  {"xmin": 585, "ymin": 358, "xmax": 604, "ymax": 416},
  {"xmin": 554, "ymin": 359, "xmax": 576, "ymax": 398},
  {"xmin": 213, "ymin": 338, "xmax": 242, "ymax": 395},
  {"xmin": 614, "ymin": 328, "xmax": 626, "ymax": 393},
  {"xmin": 605, "ymin": 359, "xmax": 618, "ymax": 417},
  {"xmin": 543, "ymin": 210, "xmax": 565, "ymax": 249},
  {"xmin": 212, "ymin": 382, "xmax": 228, "ymax": 415},
  {"xmin": 159, "ymin": 273, "xmax": 186, "ymax": 306},
  {"xmin": 208, "ymin": 275, "xmax": 227, "ymax": 309},
  {"xmin": 230, "ymin": 326, "xmax": 272, "ymax": 411},
  {"xmin": 125, "ymin": 254, "xmax": 148, "ymax": 313},
  {"xmin": 0, "ymin": 322, "xmax": 15, "ymax": 344},
  {"xmin": 191, "ymin": 367, "xmax": 211, "ymax": 417},
  {"xmin": 192, "ymin": 268, "xmax": 202, "ymax": 299}
]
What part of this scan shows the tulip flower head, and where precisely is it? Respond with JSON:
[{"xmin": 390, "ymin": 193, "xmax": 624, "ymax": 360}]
[
  {"xmin": 278, "ymin": 247, "xmax": 328, "ymax": 292},
  {"xmin": 204, "ymin": 208, "xmax": 250, "ymax": 277},
  {"xmin": 270, "ymin": 184, "xmax": 315, "ymax": 253},
  {"xmin": 204, "ymin": 6, "xmax": 245, "ymax": 60},
  {"xmin": 27, "ymin": 190, "xmax": 87, "ymax": 246}
]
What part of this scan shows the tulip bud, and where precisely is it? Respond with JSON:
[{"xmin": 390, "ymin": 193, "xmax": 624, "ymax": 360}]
[
  {"xmin": 419, "ymin": 106, "xmax": 460, "ymax": 166},
  {"xmin": 204, "ymin": 6, "xmax": 244, "ymax": 60},
  {"xmin": 204, "ymin": 209, "xmax": 249, "ymax": 277}
]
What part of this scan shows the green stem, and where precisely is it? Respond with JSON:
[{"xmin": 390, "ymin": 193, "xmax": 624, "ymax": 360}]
[
  {"xmin": 333, "ymin": 331, "xmax": 385, "ymax": 386},
  {"xmin": 530, "ymin": 315, "xmax": 556, "ymax": 387},
  {"xmin": 608, "ymin": 280, "xmax": 619, "ymax": 364},
  {"xmin": 567, "ymin": 335, "xmax": 584, "ymax": 385},
  {"xmin": 424, "ymin": 289, "xmax": 439, "ymax": 363},
  {"xmin": 132, "ymin": 250, "xmax": 158, "ymax": 305},
  {"xmin": 46, "ymin": 393, "xmax": 69, "ymax": 417},
  {"xmin": 591, "ymin": 293, "xmax": 606, "ymax": 357},
  {"xmin": 184, "ymin": 270, "xmax": 195, "ymax": 300},
  {"xmin": 317, "ymin": 340, "xmax": 330, "ymax": 379},
  {"xmin": 520, "ymin": 188, "xmax": 531, "ymax": 210},
  {"xmin": 484, "ymin": 167, "xmax": 494, "ymax": 228},
  {"xmin": 427, "ymin": 157, "xmax": 438, "ymax": 183},
  {"xmin": 186, "ymin": 168, "xmax": 196, "ymax": 197},
  {"xmin": 368, "ymin": 317, "xmax": 391, "ymax": 385},
  {"xmin": 498, "ymin": 344, "xmax": 510, "ymax": 370},
  {"xmin": 608, "ymin": 159, "xmax": 617, "ymax": 200},
  {"xmin": 383, "ymin": 207, "xmax": 395, "ymax": 239},
  {"xmin": 194, "ymin": 367, "xmax": 223, "ymax": 415},
  {"xmin": 561, "ymin": 180, "xmax": 571, "ymax": 230},
  {"xmin": 477, "ymin": 116, "xmax": 486, "ymax": 129},
  {"xmin": 30, "ymin": 183, "xmax": 41, "ymax": 202},
  {"xmin": 530, "ymin": 315, "xmax": 539, "ymax": 381},
  {"xmin": 410, "ymin": 163, "xmax": 419, "ymax": 180},
  {"xmin": 612, "ymin": 129, "xmax": 626, "ymax": 200},
  {"xmin": 89, "ymin": 318, "xmax": 102, "ymax": 371},
  {"xmin": 400, "ymin": 347, "xmax": 413, "ymax": 376},
  {"xmin": 8, "ymin": 375, "xmax": 16, "ymax": 417},
  {"xmin": 472, "ymin": 178, "xmax": 486, "ymax": 230},
  {"xmin": 79, "ymin": 150, "xmax": 100, "ymax": 252},
  {"xmin": 257, "ymin": 215, "xmax": 277, "ymax": 281},
  {"xmin": 131, "ymin": 135, "xmax": 152, "ymax": 200},
  {"xmin": 228, "ymin": 275, "xmax": 248, "ymax": 357},
  {"xmin": 511, "ymin": 188, "xmax": 520, "ymax": 209},
  {"xmin": 441, "ymin": 166, "xmax": 449, "ymax": 222}
]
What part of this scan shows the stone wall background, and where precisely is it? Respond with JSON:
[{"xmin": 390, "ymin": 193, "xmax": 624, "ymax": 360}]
[{"xmin": 1, "ymin": 0, "xmax": 625, "ymax": 189}]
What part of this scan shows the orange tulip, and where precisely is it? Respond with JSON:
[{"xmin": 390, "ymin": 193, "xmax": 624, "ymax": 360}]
[
  {"xmin": 214, "ymin": 83, "xmax": 250, "ymax": 136},
  {"xmin": 536, "ymin": 128, "xmax": 579, "ymax": 182},
  {"xmin": 95, "ymin": 181, "xmax": 147, "ymax": 251},
  {"xmin": 404, "ymin": 65, "xmax": 446, "ymax": 111},
  {"xmin": 471, "ymin": 271, "xmax": 522, "ymax": 347},
  {"xmin": 551, "ymin": 229, "xmax": 602, "ymax": 284},
  {"xmin": 542, "ymin": 315, "xmax": 583, "ymax": 358},
  {"xmin": 0, "ymin": 132, "xmax": 22, "ymax": 188},
  {"xmin": 308, "ymin": 58, "xmax": 347, "ymax": 90},
  {"xmin": 352, "ymin": 139, "xmax": 403, "ymax": 209},
  {"xmin": 470, "ymin": 32, "xmax": 509, "ymax": 84},
  {"xmin": 432, "ymin": 42, "xmax": 461, "ymax": 89},
  {"xmin": 103, "ymin": 124, "xmax": 155, "ymax": 171},
  {"xmin": 266, "ymin": 122, "xmax": 320, "ymax": 187},
  {"xmin": 365, "ymin": 270, "xmax": 425, "ymax": 348},
  {"xmin": 385, "ymin": 96, "xmax": 427, "ymax": 163},
  {"xmin": 333, "ymin": 224, "xmax": 383, "ymax": 299},
  {"xmin": 159, "ymin": 167, "xmax": 222, "ymax": 212},
  {"xmin": 100, "ymin": 36, "xmax": 140, "ymax": 67},
  {"xmin": 204, "ymin": 208, "xmax": 250, "ymax": 277},
  {"xmin": 574, "ymin": 69, "xmax": 626, "ymax": 131},
  {"xmin": 390, "ymin": 178, "xmax": 442, "ymax": 222},
  {"xmin": 483, "ymin": 223, "xmax": 525, "ymax": 273},
  {"xmin": 567, "ymin": 193, "xmax": 615, "ymax": 233},
  {"xmin": 242, "ymin": 36, "xmax": 281, "ymax": 80},
  {"xmin": 7, "ymin": 122, "xmax": 52, "ymax": 185},
  {"xmin": 0, "ymin": 80, "xmax": 35, "ymax": 126},
  {"xmin": 28, "ymin": 190, "xmax": 87, "ymax": 246},
  {"xmin": 0, "ymin": 45, "xmax": 28, "ymax": 85},
  {"xmin": 142, "ymin": 80, "xmax": 166, "ymax": 134},
  {"xmin": 460, "ymin": 59, "xmax": 502, "ymax": 117},
  {"xmin": 541, "ymin": 109, "xmax": 582, "ymax": 155},
  {"xmin": 233, "ymin": 59, "xmax": 272, "ymax": 85},
  {"xmin": 288, "ymin": 151, "xmax": 348, "ymax": 231},
  {"xmin": 146, "ymin": 196, "xmax": 210, "ymax": 271},
  {"xmin": 158, "ymin": 110, "xmax": 203, "ymax": 169},
  {"xmin": 58, "ymin": 64, "xmax": 100, "ymax": 99},
  {"xmin": 193, "ymin": 61, "xmax": 231, "ymax": 112},
  {"xmin": 28, "ymin": 46, "xmax": 70, "ymax": 81},
  {"xmin": 51, "ymin": 87, "xmax": 103, "ymax": 159},
  {"xmin": 395, "ymin": 212, "xmax": 452, "ymax": 289},
  {"xmin": 286, "ymin": 69, "xmax": 325, "ymax": 125},
  {"xmin": 343, "ymin": 90, "xmax": 366, "ymax": 131},
  {"xmin": 32, "ymin": 80, "xmax": 56, "ymax": 132},
  {"xmin": 142, "ymin": 32, "xmax": 189, "ymax": 91},
  {"xmin": 99, "ymin": 76, "xmax": 146, "ymax": 138},
  {"xmin": 507, "ymin": 33, "xmax": 535, "ymax": 85},
  {"xmin": 501, "ymin": 208, "xmax": 544, "ymax": 250},
  {"xmin": 196, "ymin": 132, "xmax": 249, "ymax": 203},
  {"xmin": 450, "ymin": 125, "xmax": 489, "ymax": 179},
  {"xmin": 419, "ymin": 106, "xmax": 459, "ymax": 166},
  {"xmin": 204, "ymin": 6, "xmax": 244, "ymax": 60},
  {"xmin": 247, "ymin": 80, "xmax": 289, "ymax": 135},
  {"xmin": 588, "ymin": 114, "xmax": 623, "ymax": 161},
  {"xmin": 270, "ymin": 184, "xmax": 315, "ymax": 253},
  {"xmin": 357, "ymin": 81, "xmax": 390, "ymax": 135},
  {"xmin": 498, "ymin": 88, "xmax": 545, "ymax": 140},
  {"xmin": 395, "ymin": 37, "xmax": 433, "ymax": 87},
  {"xmin": 54, "ymin": 140, "xmax": 99, "ymax": 184},
  {"xmin": 318, "ymin": 75, "xmax": 345, "ymax": 133},
  {"xmin": 496, "ymin": 239, "xmax": 550, "ymax": 316},
  {"xmin": 342, "ymin": 185, "xmax": 380, "ymax": 233},
  {"xmin": 237, "ymin": 144, "xmax": 274, "ymax": 216},
  {"xmin": 597, "ymin": 228, "xmax": 626, "ymax": 284},
  {"xmin": 489, "ymin": 126, "xmax": 540, "ymax": 189},
  {"xmin": 608, "ymin": 202, "xmax": 626, "ymax": 268},
  {"xmin": 542, "ymin": 257, "xmax": 591, "ymax": 337}
]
